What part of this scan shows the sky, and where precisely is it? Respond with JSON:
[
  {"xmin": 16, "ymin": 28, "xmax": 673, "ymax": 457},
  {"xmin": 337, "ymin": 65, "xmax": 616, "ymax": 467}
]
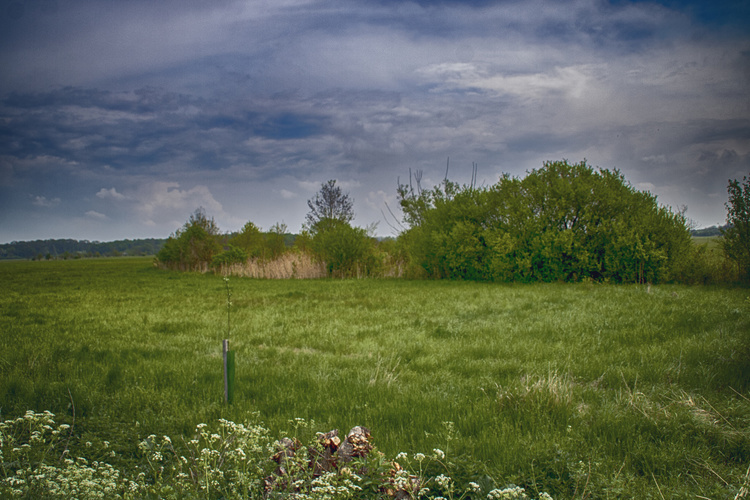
[{"xmin": 1, "ymin": 0, "xmax": 748, "ymax": 243}]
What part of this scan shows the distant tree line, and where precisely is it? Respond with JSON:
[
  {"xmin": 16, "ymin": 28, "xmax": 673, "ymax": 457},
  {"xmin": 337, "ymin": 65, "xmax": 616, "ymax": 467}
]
[
  {"xmin": 691, "ymin": 225, "xmax": 729, "ymax": 237},
  {"xmin": 0, "ymin": 238, "xmax": 166, "ymax": 260}
]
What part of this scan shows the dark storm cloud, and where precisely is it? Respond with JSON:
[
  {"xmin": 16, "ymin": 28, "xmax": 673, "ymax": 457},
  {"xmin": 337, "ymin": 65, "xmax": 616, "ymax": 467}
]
[
  {"xmin": 0, "ymin": 0, "xmax": 748, "ymax": 241},
  {"xmin": 0, "ymin": 86, "xmax": 334, "ymax": 175}
]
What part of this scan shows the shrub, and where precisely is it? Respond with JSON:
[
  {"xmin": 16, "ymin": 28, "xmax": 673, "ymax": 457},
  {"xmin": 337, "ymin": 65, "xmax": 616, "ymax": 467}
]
[
  {"xmin": 722, "ymin": 174, "xmax": 750, "ymax": 283},
  {"xmin": 311, "ymin": 220, "xmax": 378, "ymax": 278},
  {"xmin": 156, "ymin": 208, "xmax": 222, "ymax": 271},
  {"xmin": 397, "ymin": 160, "xmax": 693, "ymax": 283},
  {"xmin": 211, "ymin": 245, "xmax": 249, "ymax": 269}
]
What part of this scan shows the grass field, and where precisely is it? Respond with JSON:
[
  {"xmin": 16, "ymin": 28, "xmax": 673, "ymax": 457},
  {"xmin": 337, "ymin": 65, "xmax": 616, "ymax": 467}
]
[{"xmin": 1, "ymin": 257, "xmax": 749, "ymax": 498}]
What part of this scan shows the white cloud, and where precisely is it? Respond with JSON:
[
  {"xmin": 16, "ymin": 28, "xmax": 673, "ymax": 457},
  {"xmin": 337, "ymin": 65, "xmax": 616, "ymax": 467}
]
[
  {"xmin": 31, "ymin": 195, "xmax": 61, "ymax": 207},
  {"xmin": 279, "ymin": 189, "xmax": 296, "ymax": 199},
  {"xmin": 132, "ymin": 182, "xmax": 225, "ymax": 230},
  {"xmin": 96, "ymin": 187, "xmax": 127, "ymax": 200},
  {"xmin": 85, "ymin": 210, "xmax": 107, "ymax": 220}
]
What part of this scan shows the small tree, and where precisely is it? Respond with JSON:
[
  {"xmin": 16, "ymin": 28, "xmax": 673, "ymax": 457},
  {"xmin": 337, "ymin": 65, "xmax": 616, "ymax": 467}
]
[
  {"xmin": 156, "ymin": 208, "xmax": 222, "ymax": 270},
  {"xmin": 187, "ymin": 207, "xmax": 221, "ymax": 236},
  {"xmin": 265, "ymin": 222, "xmax": 288, "ymax": 259},
  {"xmin": 305, "ymin": 180, "xmax": 354, "ymax": 232},
  {"xmin": 231, "ymin": 221, "xmax": 264, "ymax": 258},
  {"xmin": 722, "ymin": 174, "xmax": 750, "ymax": 282},
  {"xmin": 311, "ymin": 219, "xmax": 377, "ymax": 277}
]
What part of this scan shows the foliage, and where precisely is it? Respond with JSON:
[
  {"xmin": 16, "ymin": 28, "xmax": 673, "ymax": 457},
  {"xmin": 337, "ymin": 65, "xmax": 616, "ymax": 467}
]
[
  {"xmin": 231, "ymin": 221, "xmax": 265, "ymax": 258},
  {"xmin": 186, "ymin": 207, "xmax": 221, "ymax": 236},
  {"xmin": 211, "ymin": 245, "xmax": 249, "ymax": 268},
  {"xmin": 311, "ymin": 220, "xmax": 378, "ymax": 277},
  {"xmin": 2, "ymin": 259, "xmax": 750, "ymax": 498},
  {"xmin": 398, "ymin": 160, "xmax": 693, "ymax": 283},
  {"xmin": 0, "ymin": 238, "xmax": 166, "ymax": 260},
  {"xmin": 691, "ymin": 225, "xmax": 729, "ymax": 237},
  {"xmin": 306, "ymin": 180, "xmax": 354, "ymax": 233},
  {"xmin": 266, "ymin": 222, "xmax": 289, "ymax": 260},
  {"xmin": 0, "ymin": 411, "xmax": 557, "ymax": 500},
  {"xmin": 722, "ymin": 174, "xmax": 750, "ymax": 283},
  {"xmin": 156, "ymin": 208, "xmax": 222, "ymax": 271}
]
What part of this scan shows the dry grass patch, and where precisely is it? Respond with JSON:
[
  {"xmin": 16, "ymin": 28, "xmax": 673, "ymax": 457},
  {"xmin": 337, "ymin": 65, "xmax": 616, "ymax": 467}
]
[{"xmin": 222, "ymin": 252, "xmax": 326, "ymax": 279}]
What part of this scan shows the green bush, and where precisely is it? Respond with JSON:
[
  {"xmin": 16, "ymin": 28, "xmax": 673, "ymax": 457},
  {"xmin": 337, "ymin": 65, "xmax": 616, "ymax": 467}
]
[
  {"xmin": 156, "ymin": 208, "xmax": 222, "ymax": 271},
  {"xmin": 722, "ymin": 174, "xmax": 750, "ymax": 283},
  {"xmin": 311, "ymin": 220, "xmax": 378, "ymax": 277},
  {"xmin": 211, "ymin": 245, "xmax": 249, "ymax": 268},
  {"xmin": 398, "ymin": 160, "xmax": 693, "ymax": 283}
]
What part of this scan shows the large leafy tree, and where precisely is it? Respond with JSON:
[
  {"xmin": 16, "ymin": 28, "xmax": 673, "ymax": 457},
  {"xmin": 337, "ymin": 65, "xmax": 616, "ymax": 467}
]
[
  {"xmin": 722, "ymin": 174, "xmax": 750, "ymax": 282},
  {"xmin": 397, "ymin": 160, "xmax": 692, "ymax": 283},
  {"xmin": 305, "ymin": 180, "xmax": 354, "ymax": 232}
]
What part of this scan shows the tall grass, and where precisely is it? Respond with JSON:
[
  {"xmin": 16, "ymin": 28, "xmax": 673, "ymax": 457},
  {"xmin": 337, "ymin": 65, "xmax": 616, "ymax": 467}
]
[
  {"xmin": 1, "ymin": 258, "xmax": 749, "ymax": 497},
  {"xmin": 220, "ymin": 252, "xmax": 327, "ymax": 279}
]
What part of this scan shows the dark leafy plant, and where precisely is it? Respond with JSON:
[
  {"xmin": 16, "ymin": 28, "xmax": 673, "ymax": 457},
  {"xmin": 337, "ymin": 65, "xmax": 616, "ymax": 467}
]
[{"xmin": 722, "ymin": 174, "xmax": 750, "ymax": 283}]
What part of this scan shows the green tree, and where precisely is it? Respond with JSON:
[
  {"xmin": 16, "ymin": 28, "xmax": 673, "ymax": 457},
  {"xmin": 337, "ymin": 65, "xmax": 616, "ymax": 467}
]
[
  {"xmin": 397, "ymin": 160, "xmax": 692, "ymax": 283},
  {"xmin": 211, "ymin": 245, "xmax": 249, "ymax": 268},
  {"xmin": 305, "ymin": 180, "xmax": 354, "ymax": 232},
  {"xmin": 722, "ymin": 174, "xmax": 750, "ymax": 282},
  {"xmin": 265, "ymin": 222, "xmax": 288, "ymax": 259},
  {"xmin": 231, "ymin": 221, "xmax": 264, "ymax": 258},
  {"xmin": 156, "ymin": 208, "xmax": 222, "ymax": 270},
  {"xmin": 187, "ymin": 207, "xmax": 221, "ymax": 236},
  {"xmin": 311, "ymin": 220, "xmax": 377, "ymax": 277}
]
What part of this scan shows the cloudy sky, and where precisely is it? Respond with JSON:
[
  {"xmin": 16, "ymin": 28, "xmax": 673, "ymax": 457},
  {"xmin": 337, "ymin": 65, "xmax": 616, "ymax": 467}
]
[{"xmin": 1, "ymin": 0, "xmax": 748, "ymax": 243}]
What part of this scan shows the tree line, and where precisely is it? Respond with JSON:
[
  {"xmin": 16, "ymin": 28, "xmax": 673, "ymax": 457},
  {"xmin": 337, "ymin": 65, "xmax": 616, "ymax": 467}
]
[
  {"xmin": 154, "ymin": 159, "xmax": 749, "ymax": 284},
  {"xmin": 156, "ymin": 180, "xmax": 395, "ymax": 277},
  {"xmin": 0, "ymin": 238, "xmax": 166, "ymax": 260}
]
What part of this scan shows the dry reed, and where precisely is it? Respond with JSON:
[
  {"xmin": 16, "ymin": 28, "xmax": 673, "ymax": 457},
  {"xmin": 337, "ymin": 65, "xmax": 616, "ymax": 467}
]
[{"xmin": 222, "ymin": 251, "xmax": 327, "ymax": 279}]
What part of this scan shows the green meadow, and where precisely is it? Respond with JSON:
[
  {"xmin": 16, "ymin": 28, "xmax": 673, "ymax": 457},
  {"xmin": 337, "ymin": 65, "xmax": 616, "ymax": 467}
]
[{"xmin": 1, "ymin": 257, "xmax": 749, "ymax": 498}]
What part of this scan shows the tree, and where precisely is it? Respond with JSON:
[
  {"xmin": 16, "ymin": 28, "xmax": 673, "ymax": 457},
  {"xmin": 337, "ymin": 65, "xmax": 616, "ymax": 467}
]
[
  {"xmin": 187, "ymin": 207, "xmax": 221, "ymax": 236},
  {"xmin": 396, "ymin": 160, "xmax": 692, "ymax": 283},
  {"xmin": 265, "ymin": 222, "xmax": 288, "ymax": 259},
  {"xmin": 311, "ymin": 219, "xmax": 377, "ymax": 277},
  {"xmin": 231, "ymin": 221, "xmax": 264, "ymax": 258},
  {"xmin": 156, "ymin": 208, "xmax": 222, "ymax": 270},
  {"xmin": 722, "ymin": 174, "xmax": 750, "ymax": 282},
  {"xmin": 305, "ymin": 180, "xmax": 354, "ymax": 232}
]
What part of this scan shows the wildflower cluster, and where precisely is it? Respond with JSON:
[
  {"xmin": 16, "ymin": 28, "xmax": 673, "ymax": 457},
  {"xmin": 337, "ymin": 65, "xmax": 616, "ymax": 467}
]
[
  {"xmin": 0, "ymin": 410, "xmax": 141, "ymax": 498},
  {"xmin": 384, "ymin": 424, "xmax": 552, "ymax": 500},
  {"xmin": 1, "ymin": 410, "xmax": 555, "ymax": 500},
  {"xmin": 487, "ymin": 486, "xmax": 553, "ymax": 500},
  {"xmin": 137, "ymin": 417, "xmax": 270, "ymax": 498}
]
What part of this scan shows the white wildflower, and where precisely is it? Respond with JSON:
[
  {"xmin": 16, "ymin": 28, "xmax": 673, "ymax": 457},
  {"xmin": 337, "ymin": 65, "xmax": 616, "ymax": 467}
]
[{"xmin": 435, "ymin": 474, "xmax": 452, "ymax": 489}]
